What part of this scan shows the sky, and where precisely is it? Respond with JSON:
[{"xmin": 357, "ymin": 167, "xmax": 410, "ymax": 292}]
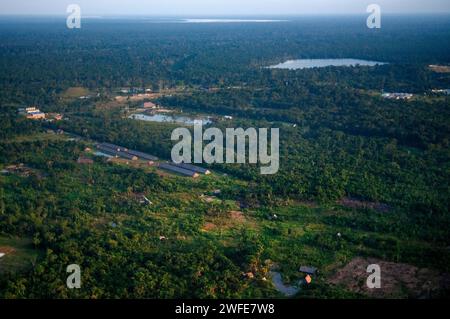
[{"xmin": 0, "ymin": 0, "xmax": 449, "ymax": 16}]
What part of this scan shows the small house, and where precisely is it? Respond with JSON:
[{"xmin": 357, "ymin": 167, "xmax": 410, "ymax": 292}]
[
  {"xmin": 245, "ymin": 272, "xmax": 255, "ymax": 279},
  {"xmin": 135, "ymin": 194, "xmax": 152, "ymax": 206},
  {"xmin": 299, "ymin": 266, "xmax": 318, "ymax": 276}
]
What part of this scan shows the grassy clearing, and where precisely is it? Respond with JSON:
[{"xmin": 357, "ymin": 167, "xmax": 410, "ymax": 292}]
[
  {"xmin": 0, "ymin": 236, "xmax": 40, "ymax": 274},
  {"xmin": 60, "ymin": 87, "xmax": 90, "ymax": 100},
  {"xmin": 0, "ymin": 132, "xmax": 69, "ymax": 144}
]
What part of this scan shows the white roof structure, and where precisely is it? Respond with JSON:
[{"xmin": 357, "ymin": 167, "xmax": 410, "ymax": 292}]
[{"xmin": 0, "ymin": 253, "xmax": 5, "ymax": 258}]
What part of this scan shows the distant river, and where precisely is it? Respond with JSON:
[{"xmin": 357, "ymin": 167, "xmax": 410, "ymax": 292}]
[
  {"xmin": 181, "ymin": 19, "xmax": 286, "ymax": 23},
  {"xmin": 268, "ymin": 59, "xmax": 386, "ymax": 70}
]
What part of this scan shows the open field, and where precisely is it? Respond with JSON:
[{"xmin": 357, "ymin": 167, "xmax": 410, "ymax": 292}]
[
  {"xmin": 0, "ymin": 236, "xmax": 40, "ymax": 274},
  {"xmin": 60, "ymin": 87, "xmax": 91, "ymax": 100},
  {"xmin": 329, "ymin": 257, "xmax": 450, "ymax": 298}
]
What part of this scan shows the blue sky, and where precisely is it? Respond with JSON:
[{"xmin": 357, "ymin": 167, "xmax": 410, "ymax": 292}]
[{"xmin": 1, "ymin": 0, "xmax": 449, "ymax": 15}]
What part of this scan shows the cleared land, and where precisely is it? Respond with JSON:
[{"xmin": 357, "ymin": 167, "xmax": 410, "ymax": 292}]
[
  {"xmin": 329, "ymin": 257, "xmax": 450, "ymax": 298},
  {"xmin": 0, "ymin": 236, "xmax": 40, "ymax": 274}
]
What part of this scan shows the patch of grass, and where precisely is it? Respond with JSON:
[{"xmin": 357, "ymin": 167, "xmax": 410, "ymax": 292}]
[
  {"xmin": 60, "ymin": 87, "xmax": 90, "ymax": 100},
  {"xmin": 0, "ymin": 132, "xmax": 69, "ymax": 144},
  {"xmin": 0, "ymin": 236, "xmax": 40, "ymax": 274}
]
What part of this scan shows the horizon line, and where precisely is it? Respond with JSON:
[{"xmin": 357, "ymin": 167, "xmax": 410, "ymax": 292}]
[{"xmin": 1, "ymin": 12, "xmax": 450, "ymax": 17}]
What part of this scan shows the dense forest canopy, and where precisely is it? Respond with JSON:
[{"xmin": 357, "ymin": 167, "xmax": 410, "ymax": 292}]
[{"xmin": 1, "ymin": 15, "xmax": 450, "ymax": 104}]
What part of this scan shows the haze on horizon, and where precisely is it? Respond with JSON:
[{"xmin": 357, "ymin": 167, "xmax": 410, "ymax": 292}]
[{"xmin": 0, "ymin": 0, "xmax": 450, "ymax": 16}]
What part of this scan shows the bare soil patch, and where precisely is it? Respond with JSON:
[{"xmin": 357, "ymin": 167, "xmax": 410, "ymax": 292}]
[
  {"xmin": 202, "ymin": 210, "xmax": 257, "ymax": 233},
  {"xmin": 202, "ymin": 222, "xmax": 217, "ymax": 232},
  {"xmin": 338, "ymin": 197, "xmax": 390, "ymax": 213},
  {"xmin": 329, "ymin": 257, "xmax": 449, "ymax": 298},
  {"xmin": 0, "ymin": 246, "xmax": 16, "ymax": 255},
  {"xmin": 230, "ymin": 211, "xmax": 245, "ymax": 222}
]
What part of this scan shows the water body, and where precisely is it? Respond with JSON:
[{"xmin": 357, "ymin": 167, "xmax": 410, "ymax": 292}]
[
  {"xmin": 268, "ymin": 59, "xmax": 386, "ymax": 70},
  {"xmin": 270, "ymin": 271, "xmax": 301, "ymax": 297},
  {"xmin": 181, "ymin": 19, "xmax": 285, "ymax": 23},
  {"xmin": 129, "ymin": 114, "xmax": 212, "ymax": 125}
]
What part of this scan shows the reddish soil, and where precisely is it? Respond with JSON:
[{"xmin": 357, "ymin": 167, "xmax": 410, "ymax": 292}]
[
  {"xmin": 329, "ymin": 257, "xmax": 450, "ymax": 298},
  {"xmin": 230, "ymin": 211, "xmax": 245, "ymax": 222},
  {"xmin": 0, "ymin": 246, "xmax": 16, "ymax": 255},
  {"xmin": 202, "ymin": 222, "xmax": 217, "ymax": 232}
]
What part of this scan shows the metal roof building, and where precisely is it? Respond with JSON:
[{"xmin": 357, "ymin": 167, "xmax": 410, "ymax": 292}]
[
  {"xmin": 159, "ymin": 163, "xmax": 200, "ymax": 178},
  {"xmin": 98, "ymin": 143, "xmax": 158, "ymax": 161},
  {"xmin": 299, "ymin": 266, "xmax": 318, "ymax": 275},
  {"xmin": 100, "ymin": 143, "xmax": 126, "ymax": 152},
  {"xmin": 126, "ymin": 149, "xmax": 158, "ymax": 161},
  {"xmin": 172, "ymin": 163, "xmax": 211, "ymax": 175},
  {"xmin": 116, "ymin": 151, "xmax": 138, "ymax": 161},
  {"xmin": 97, "ymin": 144, "xmax": 120, "ymax": 156},
  {"xmin": 97, "ymin": 144, "xmax": 137, "ymax": 160}
]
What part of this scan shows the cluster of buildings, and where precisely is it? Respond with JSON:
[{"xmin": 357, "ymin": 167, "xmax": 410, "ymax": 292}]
[
  {"xmin": 381, "ymin": 89, "xmax": 449, "ymax": 100},
  {"xmin": 96, "ymin": 143, "xmax": 158, "ymax": 162},
  {"xmin": 120, "ymin": 88, "xmax": 152, "ymax": 95},
  {"xmin": 18, "ymin": 107, "xmax": 46, "ymax": 120},
  {"xmin": 431, "ymin": 89, "xmax": 450, "ymax": 95},
  {"xmin": 18, "ymin": 107, "xmax": 63, "ymax": 121},
  {"xmin": 381, "ymin": 93, "xmax": 414, "ymax": 100},
  {"xmin": 0, "ymin": 163, "xmax": 36, "ymax": 177},
  {"xmin": 96, "ymin": 142, "xmax": 211, "ymax": 178},
  {"xmin": 159, "ymin": 162, "xmax": 211, "ymax": 178}
]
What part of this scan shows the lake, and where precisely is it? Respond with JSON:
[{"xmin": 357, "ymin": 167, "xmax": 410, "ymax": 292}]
[
  {"xmin": 129, "ymin": 114, "xmax": 212, "ymax": 125},
  {"xmin": 268, "ymin": 59, "xmax": 386, "ymax": 70}
]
